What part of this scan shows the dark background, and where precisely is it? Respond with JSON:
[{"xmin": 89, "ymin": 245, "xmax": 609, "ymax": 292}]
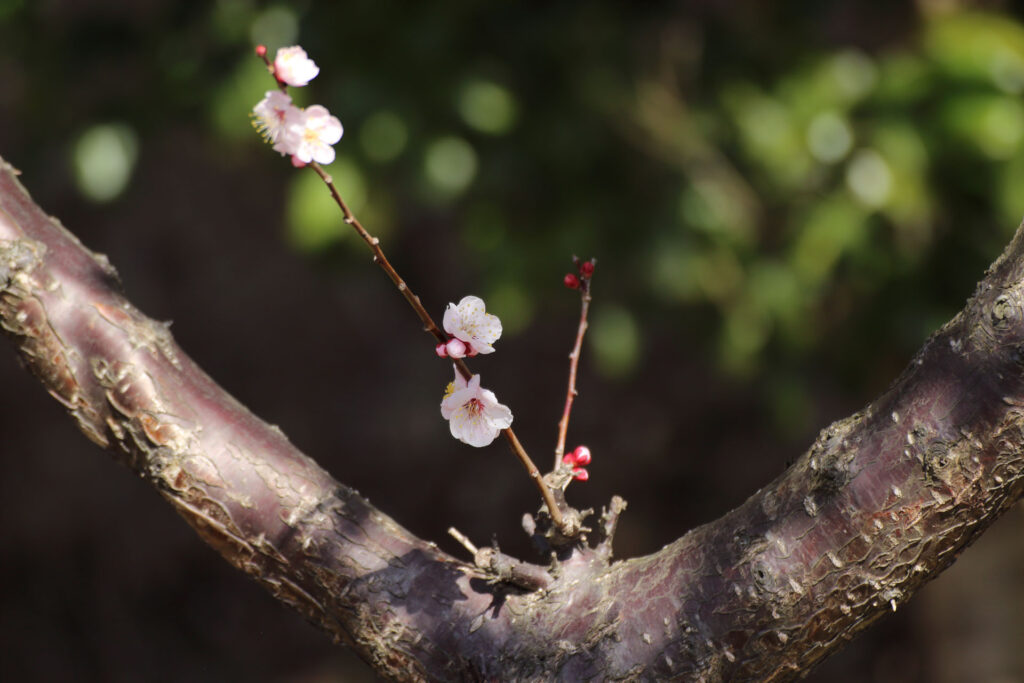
[{"xmin": 1, "ymin": 1, "xmax": 1023, "ymax": 680}]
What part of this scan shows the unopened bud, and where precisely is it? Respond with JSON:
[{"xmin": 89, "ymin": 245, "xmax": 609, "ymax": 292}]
[
  {"xmin": 255, "ymin": 45, "xmax": 267, "ymax": 58},
  {"xmin": 564, "ymin": 273, "xmax": 580, "ymax": 289},
  {"xmin": 290, "ymin": 155, "xmax": 307, "ymax": 168},
  {"xmin": 572, "ymin": 468, "xmax": 589, "ymax": 482},
  {"xmin": 579, "ymin": 260, "xmax": 595, "ymax": 277},
  {"xmin": 562, "ymin": 454, "xmax": 576, "ymax": 466},
  {"xmin": 572, "ymin": 445, "xmax": 592, "ymax": 466},
  {"xmin": 435, "ymin": 343, "xmax": 448, "ymax": 358},
  {"xmin": 446, "ymin": 338, "xmax": 467, "ymax": 359}
]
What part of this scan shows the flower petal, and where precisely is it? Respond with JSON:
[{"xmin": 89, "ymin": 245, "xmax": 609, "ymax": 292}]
[
  {"xmin": 441, "ymin": 386, "xmax": 473, "ymax": 419},
  {"xmin": 442, "ymin": 304, "xmax": 457, "ymax": 335},
  {"xmin": 311, "ymin": 143, "xmax": 336, "ymax": 165},
  {"xmin": 448, "ymin": 404, "xmax": 499, "ymax": 447},
  {"xmin": 474, "ymin": 313, "xmax": 502, "ymax": 345},
  {"xmin": 483, "ymin": 400, "xmax": 513, "ymax": 429},
  {"xmin": 457, "ymin": 295, "xmax": 485, "ymax": 310}
]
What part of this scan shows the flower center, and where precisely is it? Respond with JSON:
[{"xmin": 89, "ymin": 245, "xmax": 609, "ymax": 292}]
[{"xmin": 465, "ymin": 398, "xmax": 483, "ymax": 415}]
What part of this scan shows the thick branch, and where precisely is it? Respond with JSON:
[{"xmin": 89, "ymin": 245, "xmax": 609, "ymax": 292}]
[{"xmin": 2, "ymin": 154, "xmax": 1023, "ymax": 680}]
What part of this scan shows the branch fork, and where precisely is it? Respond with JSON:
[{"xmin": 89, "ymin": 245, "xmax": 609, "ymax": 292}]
[{"xmin": 6, "ymin": 134, "xmax": 1024, "ymax": 678}]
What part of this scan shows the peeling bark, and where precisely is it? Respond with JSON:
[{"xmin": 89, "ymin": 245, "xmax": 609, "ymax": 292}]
[{"xmin": 1, "ymin": 154, "xmax": 1022, "ymax": 681}]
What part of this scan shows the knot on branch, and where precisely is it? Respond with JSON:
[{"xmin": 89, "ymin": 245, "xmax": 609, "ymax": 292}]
[
  {"xmin": 800, "ymin": 413, "xmax": 861, "ymax": 517},
  {"xmin": 990, "ymin": 293, "xmax": 1018, "ymax": 330},
  {"xmin": 970, "ymin": 286, "xmax": 1024, "ymax": 352},
  {"xmin": 0, "ymin": 238, "xmax": 45, "ymax": 289},
  {"xmin": 523, "ymin": 490, "xmax": 628, "ymax": 566}
]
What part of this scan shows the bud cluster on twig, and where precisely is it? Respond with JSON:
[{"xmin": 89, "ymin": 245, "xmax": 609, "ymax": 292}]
[{"xmin": 564, "ymin": 256, "xmax": 596, "ymax": 291}]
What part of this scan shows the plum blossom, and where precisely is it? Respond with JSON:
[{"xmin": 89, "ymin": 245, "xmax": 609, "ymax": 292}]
[
  {"xmin": 283, "ymin": 105, "xmax": 344, "ymax": 164},
  {"xmin": 443, "ymin": 295, "xmax": 502, "ymax": 355},
  {"xmin": 274, "ymin": 46, "xmax": 320, "ymax": 87},
  {"xmin": 252, "ymin": 90, "xmax": 300, "ymax": 149},
  {"xmin": 440, "ymin": 370, "xmax": 513, "ymax": 447},
  {"xmin": 252, "ymin": 45, "xmax": 342, "ymax": 164}
]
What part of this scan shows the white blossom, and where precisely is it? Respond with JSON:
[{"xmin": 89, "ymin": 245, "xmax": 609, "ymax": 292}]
[
  {"xmin": 252, "ymin": 90, "xmax": 301, "ymax": 150},
  {"xmin": 443, "ymin": 295, "xmax": 502, "ymax": 355},
  {"xmin": 284, "ymin": 105, "xmax": 344, "ymax": 164},
  {"xmin": 440, "ymin": 370, "xmax": 512, "ymax": 447},
  {"xmin": 274, "ymin": 46, "xmax": 320, "ymax": 87}
]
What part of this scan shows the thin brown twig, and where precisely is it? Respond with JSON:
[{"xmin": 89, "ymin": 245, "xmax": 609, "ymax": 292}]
[
  {"xmin": 308, "ymin": 162, "xmax": 566, "ymax": 533},
  {"xmin": 553, "ymin": 271, "xmax": 593, "ymax": 470},
  {"xmin": 255, "ymin": 48, "xmax": 289, "ymax": 95},
  {"xmin": 310, "ymin": 163, "xmax": 447, "ymax": 346},
  {"xmin": 447, "ymin": 527, "xmax": 479, "ymax": 555},
  {"xmin": 502, "ymin": 427, "xmax": 560, "ymax": 521}
]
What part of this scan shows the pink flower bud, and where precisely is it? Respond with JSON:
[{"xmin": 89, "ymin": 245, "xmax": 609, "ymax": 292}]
[
  {"xmin": 446, "ymin": 338, "xmax": 467, "ymax": 359},
  {"xmin": 435, "ymin": 343, "xmax": 448, "ymax": 358},
  {"xmin": 572, "ymin": 468, "xmax": 589, "ymax": 482},
  {"xmin": 572, "ymin": 445, "xmax": 592, "ymax": 466},
  {"xmin": 562, "ymin": 454, "xmax": 576, "ymax": 466},
  {"xmin": 290, "ymin": 155, "xmax": 307, "ymax": 168},
  {"xmin": 579, "ymin": 260, "xmax": 595, "ymax": 277},
  {"xmin": 564, "ymin": 273, "xmax": 580, "ymax": 289},
  {"xmin": 255, "ymin": 45, "xmax": 268, "ymax": 58}
]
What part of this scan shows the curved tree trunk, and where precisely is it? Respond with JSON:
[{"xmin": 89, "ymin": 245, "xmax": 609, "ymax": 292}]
[{"xmin": 1, "ymin": 153, "xmax": 1022, "ymax": 680}]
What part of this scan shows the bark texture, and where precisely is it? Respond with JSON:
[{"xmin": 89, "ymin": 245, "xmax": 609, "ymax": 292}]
[{"xmin": 1, "ymin": 153, "xmax": 1023, "ymax": 681}]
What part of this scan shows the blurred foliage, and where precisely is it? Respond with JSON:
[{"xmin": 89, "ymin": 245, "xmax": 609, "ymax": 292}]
[
  {"xmin": 3, "ymin": 0, "xmax": 1024, "ymax": 433},
  {"xmin": 72, "ymin": 122, "xmax": 138, "ymax": 202}
]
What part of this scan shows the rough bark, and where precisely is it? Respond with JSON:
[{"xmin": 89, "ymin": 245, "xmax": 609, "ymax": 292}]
[{"xmin": 1, "ymin": 153, "xmax": 1023, "ymax": 681}]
